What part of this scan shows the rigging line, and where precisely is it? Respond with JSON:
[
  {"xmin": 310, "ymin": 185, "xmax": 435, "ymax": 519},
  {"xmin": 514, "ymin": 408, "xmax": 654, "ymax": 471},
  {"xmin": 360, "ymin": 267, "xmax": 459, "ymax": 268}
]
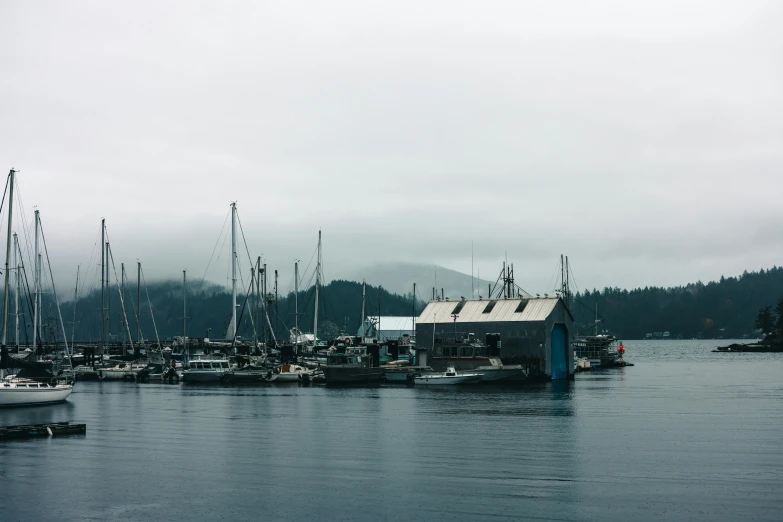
[
  {"xmin": 14, "ymin": 181, "xmax": 37, "ymax": 274},
  {"xmin": 78, "ymin": 228, "xmax": 101, "ymax": 298},
  {"xmin": 107, "ymin": 243, "xmax": 136, "ymax": 351},
  {"xmin": 0, "ymin": 172, "xmax": 13, "ymax": 258},
  {"xmin": 38, "ymin": 220, "xmax": 73, "ymax": 366},
  {"xmin": 196, "ymin": 208, "xmax": 231, "ymax": 294},
  {"xmin": 123, "ymin": 267, "xmax": 140, "ymax": 342},
  {"xmin": 299, "ymin": 242, "xmax": 318, "ymax": 286},
  {"xmin": 0, "ymin": 171, "xmax": 9, "ymax": 228},
  {"xmin": 16, "ymin": 239, "xmax": 40, "ymax": 345},
  {"xmin": 567, "ymin": 264, "xmax": 581, "ymax": 297},
  {"xmin": 140, "ymin": 266, "xmax": 162, "ymax": 349},
  {"xmin": 229, "ymin": 274, "xmax": 257, "ymax": 349},
  {"xmin": 234, "ymin": 209, "xmax": 256, "ymax": 271}
]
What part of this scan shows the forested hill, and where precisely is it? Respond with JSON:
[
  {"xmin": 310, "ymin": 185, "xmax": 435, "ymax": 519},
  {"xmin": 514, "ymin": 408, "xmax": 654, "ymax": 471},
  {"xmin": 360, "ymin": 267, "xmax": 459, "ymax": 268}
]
[
  {"xmin": 573, "ymin": 267, "xmax": 783, "ymax": 339},
  {"xmin": 11, "ymin": 267, "xmax": 782, "ymax": 344},
  {"xmin": 58, "ymin": 279, "xmax": 423, "ymax": 343}
]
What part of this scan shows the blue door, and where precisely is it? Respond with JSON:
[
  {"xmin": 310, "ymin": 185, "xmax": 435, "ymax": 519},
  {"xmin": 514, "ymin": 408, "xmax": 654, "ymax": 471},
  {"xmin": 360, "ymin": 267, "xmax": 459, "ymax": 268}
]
[{"xmin": 551, "ymin": 323, "xmax": 568, "ymax": 380}]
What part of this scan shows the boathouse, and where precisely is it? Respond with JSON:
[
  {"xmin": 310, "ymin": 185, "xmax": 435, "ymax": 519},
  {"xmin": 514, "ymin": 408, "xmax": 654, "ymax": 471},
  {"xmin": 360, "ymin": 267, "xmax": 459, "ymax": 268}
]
[{"xmin": 415, "ymin": 297, "xmax": 574, "ymax": 380}]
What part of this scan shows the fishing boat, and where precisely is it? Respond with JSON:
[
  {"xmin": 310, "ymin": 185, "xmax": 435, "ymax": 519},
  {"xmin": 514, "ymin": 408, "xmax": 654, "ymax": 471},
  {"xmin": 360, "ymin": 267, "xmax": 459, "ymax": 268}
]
[
  {"xmin": 0, "ymin": 378, "xmax": 73, "ymax": 406},
  {"xmin": 430, "ymin": 335, "xmax": 527, "ymax": 383},
  {"xmin": 322, "ymin": 352, "xmax": 385, "ymax": 384},
  {"xmin": 413, "ymin": 366, "xmax": 483, "ymax": 386},
  {"xmin": 181, "ymin": 358, "xmax": 232, "ymax": 383}
]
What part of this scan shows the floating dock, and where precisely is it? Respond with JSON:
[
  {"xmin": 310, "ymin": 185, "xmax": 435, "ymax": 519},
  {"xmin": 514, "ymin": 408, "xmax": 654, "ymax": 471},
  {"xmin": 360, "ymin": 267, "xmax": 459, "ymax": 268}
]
[{"xmin": 0, "ymin": 422, "xmax": 86, "ymax": 441}]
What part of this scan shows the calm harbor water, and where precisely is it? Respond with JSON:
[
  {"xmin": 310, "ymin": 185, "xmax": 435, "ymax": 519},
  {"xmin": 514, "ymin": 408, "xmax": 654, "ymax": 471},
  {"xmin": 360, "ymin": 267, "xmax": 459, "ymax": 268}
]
[{"xmin": 2, "ymin": 340, "xmax": 782, "ymax": 521}]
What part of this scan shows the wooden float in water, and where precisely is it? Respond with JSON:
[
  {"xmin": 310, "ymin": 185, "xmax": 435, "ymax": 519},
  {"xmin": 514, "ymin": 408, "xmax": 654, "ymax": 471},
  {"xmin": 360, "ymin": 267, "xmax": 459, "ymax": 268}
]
[{"xmin": 0, "ymin": 422, "xmax": 86, "ymax": 441}]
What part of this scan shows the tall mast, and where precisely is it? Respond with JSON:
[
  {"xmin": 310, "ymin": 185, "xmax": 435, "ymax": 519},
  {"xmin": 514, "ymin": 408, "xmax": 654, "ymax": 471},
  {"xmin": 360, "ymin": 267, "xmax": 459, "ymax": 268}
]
[
  {"xmin": 565, "ymin": 255, "xmax": 570, "ymax": 311},
  {"xmin": 71, "ymin": 265, "xmax": 79, "ymax": 350},
  {"xmin": 1, "ymin": 169, "xmax": 16, "ymax": 376},
  {"xmin": 230, "ymin": 202, "xmax": 237, "ymax": 340},
  {"xmin": 13, "ymin": 233, "xmax": 19, "ymax": 351},
  {"xmin": 294, "ymin": 260, "xmax": 299, "ymax": 333},
  {"xmin": 250, "ymin": 267, "xmax": 256, "ymax": 349},
  {"xmin": 183, "ymin": 270, "xmax": 187, "ymax": 360},
  {"xmin": 100, "ymin": 219, "xmax": 105, "ymax": 355},
  {"xmin": 560, "ymin": 254, "xmax": 565, "ymax": 301},
  {"xmin": 121, "ymin": 262, "xmax": 125, "ymax": 345},
  {"xmin": 262, "ymin": 263, "xmax": 267, "ymax": 344},
  {"xmin": 377, "ymin": 286, "xmax": 381, "ymax": 341},
  {"xmin": 502, "ymin": 261, "xmax": 506, "ymax": 299},
  {"xmin": 136, "ymin": 261, "xmax": 141, "ymax": 344},
  {"xmin": 106, "ymin": 240, "xmax": 111, "ymax": 349},
  {"xmin": 412, "ymin": 282, "xmax": 416, "ymax": 342},
  {"xmin": 313, "ymin": 230, "xmax": 321, "ymax": 344},
  {"xmin": 32, "ymin": 209, "xmax": 40, "ymax": 354},
  {"xmin": 361, "ymin": 279, "xmax": 366, "ymax": 337},
  {"xmin": 256, "ymin": 256, "xmax": 266, "ymax": 349},
  {"xmin": 274, "ymin": 269, "xmax": 278, "ymax": 340}
]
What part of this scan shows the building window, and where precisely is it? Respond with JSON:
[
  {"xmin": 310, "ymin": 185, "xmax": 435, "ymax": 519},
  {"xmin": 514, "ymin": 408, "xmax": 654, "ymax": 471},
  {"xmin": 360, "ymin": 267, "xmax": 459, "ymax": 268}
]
[
  {"xmin": 483, "ymin": 300, "xmax": 497, "ymax": 313},
  {"xmin": 452, "ymin": 301, "xmax": 466, "ymax": 315},
  {"xmin": 514, "ymin": 299, "xmax": 529, "ymax": 313}
]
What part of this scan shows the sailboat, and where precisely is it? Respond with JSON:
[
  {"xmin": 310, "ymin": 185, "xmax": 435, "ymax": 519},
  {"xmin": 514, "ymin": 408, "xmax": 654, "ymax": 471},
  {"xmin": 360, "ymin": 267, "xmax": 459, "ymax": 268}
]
[{"xmin": 0, "ymin": 169, "xmax": 74, "ymax": 406}]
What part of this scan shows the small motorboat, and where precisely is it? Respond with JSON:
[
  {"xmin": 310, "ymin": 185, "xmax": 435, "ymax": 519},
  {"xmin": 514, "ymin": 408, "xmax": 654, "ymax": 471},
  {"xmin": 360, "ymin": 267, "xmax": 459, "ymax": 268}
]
[
  {"xmin": 272, "ymin": 363, "xmax": 313, "ymax": 382},
  {"xmin": 413, "ymin": 366, "xmax": 482, "ymax": 386}
]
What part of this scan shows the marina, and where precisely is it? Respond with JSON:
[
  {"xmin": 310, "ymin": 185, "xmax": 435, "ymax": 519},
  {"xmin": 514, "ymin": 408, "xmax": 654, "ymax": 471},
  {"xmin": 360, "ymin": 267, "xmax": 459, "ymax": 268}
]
[{"xmin": 1, "ymin": 340, "xmax": 781, "ymax": 522}]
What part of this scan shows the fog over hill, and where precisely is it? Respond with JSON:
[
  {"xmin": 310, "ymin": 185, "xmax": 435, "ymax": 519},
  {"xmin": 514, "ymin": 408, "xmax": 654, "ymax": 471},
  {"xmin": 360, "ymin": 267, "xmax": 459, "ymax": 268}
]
[{"xmin": 334, "ymin": 263, "xmax": 493, "ymax": 302}]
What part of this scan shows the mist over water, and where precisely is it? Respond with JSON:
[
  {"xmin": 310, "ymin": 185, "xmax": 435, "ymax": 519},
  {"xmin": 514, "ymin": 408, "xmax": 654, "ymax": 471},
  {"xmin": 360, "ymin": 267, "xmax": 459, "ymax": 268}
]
[{"xmin": 2, "ymin": 340, "xmax": 782, "ymax": 521}]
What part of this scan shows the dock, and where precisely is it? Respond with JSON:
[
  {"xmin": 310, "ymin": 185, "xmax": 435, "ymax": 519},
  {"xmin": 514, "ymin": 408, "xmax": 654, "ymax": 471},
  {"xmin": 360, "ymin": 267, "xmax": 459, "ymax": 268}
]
[{"xmin": 0, "ymin": 422, "xmax": 86, "ymax": 441}]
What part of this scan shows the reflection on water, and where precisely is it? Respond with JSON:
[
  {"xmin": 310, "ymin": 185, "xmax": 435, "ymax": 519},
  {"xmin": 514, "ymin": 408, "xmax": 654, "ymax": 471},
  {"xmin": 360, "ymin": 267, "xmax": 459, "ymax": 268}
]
[{"xmin": 1, "ymin": 340, "xmax": 782, "ymax": 521}]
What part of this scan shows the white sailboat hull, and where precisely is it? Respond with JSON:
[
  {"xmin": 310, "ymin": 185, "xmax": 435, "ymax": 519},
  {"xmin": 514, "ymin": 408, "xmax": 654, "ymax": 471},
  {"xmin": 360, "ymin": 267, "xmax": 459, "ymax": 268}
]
[{"xmin": 0, "ymin": 385, "xmax": 73, "ymax": 406}]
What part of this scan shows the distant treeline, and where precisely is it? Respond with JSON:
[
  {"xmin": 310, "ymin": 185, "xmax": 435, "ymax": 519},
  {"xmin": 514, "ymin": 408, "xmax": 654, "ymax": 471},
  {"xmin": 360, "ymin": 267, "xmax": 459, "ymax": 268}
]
[
  {"xmin": 7, "ymin": 267, "xmax": 783, "ymax": 344},
  {"xmin": 15, "ymin": 279, "xmax": 424, "ymax": 344},
  {"xmin": 572, "ymin": 267, "xmax": 783, "ymax": 339}
]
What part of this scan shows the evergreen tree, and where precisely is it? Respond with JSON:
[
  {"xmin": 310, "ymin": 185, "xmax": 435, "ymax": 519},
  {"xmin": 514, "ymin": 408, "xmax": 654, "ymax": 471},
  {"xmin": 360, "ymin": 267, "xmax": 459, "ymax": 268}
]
[
  {"xmin": 755, "ymin": 306, "xmax": 774, "ymax": 337},
  {"xmin": 776, "ymin": 297, "xmax": 783, "ymax": 334}
]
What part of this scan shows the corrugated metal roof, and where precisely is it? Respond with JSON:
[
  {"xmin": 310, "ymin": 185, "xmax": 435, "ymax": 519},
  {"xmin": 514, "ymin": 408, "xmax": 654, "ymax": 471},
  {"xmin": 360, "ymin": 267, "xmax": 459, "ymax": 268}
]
[{"xmin": 417, "ymin": 298, "xmax": 559, "ymax": 324}]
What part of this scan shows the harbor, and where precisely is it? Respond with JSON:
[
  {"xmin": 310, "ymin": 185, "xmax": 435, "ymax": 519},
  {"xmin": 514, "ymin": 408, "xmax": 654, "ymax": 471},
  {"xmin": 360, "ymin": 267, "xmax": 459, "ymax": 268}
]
[{"xmin": 2, "ymin": 339, "xmax": 781, "ymax": 522}]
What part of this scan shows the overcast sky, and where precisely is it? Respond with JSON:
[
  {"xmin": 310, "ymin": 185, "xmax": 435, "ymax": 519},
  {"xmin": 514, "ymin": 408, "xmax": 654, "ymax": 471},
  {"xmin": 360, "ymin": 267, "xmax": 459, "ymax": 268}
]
[{"xmin": 1, "ymin": 0, "xmax": 781, "ymax": 297}]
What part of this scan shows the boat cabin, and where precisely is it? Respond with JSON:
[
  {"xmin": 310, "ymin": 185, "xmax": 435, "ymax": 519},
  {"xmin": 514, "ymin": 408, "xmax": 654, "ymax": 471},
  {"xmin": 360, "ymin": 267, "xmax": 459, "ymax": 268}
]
[
  {"xmin": 326, "ymin": 354, "xmax": 367, "ymax": 366},
  {"xmin": 187, "ymin": 360, "xmax": 230, "ymax": 371}
]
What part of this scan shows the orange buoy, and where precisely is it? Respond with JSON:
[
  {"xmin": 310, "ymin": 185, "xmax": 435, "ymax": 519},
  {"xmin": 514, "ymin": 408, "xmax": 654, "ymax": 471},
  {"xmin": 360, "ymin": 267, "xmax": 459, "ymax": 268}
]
[{"xmin": 618, "ymin": 343, "xmax": 626, "ymax": 355}]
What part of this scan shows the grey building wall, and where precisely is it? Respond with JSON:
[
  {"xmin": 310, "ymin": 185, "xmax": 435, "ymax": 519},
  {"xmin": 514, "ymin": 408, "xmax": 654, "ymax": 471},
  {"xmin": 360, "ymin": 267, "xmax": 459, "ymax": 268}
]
[{"xmin": 415, "ymin": 299, "xmax": 573, "ymax": 378}]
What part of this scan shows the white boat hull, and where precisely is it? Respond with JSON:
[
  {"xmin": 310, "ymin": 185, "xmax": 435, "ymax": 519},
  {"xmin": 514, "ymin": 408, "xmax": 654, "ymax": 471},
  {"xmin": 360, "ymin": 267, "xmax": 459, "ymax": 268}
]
[
  {"xmin": 414, "ymin": 374, "xmax": 482, "ymax": 386},
  {"xmin": 97, "ymin": 369, "xmax": 139, "ymax": 380},
  {"xmin": 274, "ymin": 373, "xmax": 307, "ymax": 382},
  {"xmin": 0, "ymin": 385, "xmax": 73, "ymax": 406}
]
